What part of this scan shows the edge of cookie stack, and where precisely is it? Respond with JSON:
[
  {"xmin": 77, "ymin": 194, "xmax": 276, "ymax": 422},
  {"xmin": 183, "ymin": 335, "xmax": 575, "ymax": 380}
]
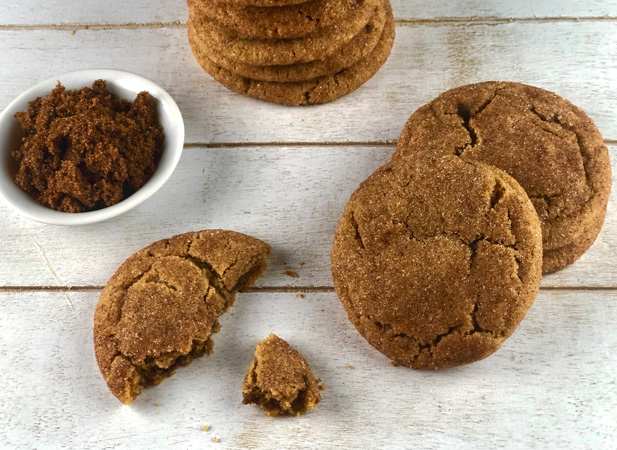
[{"xmin": 187, "ymin": 0, "xmax": 395, "ymax": 106}]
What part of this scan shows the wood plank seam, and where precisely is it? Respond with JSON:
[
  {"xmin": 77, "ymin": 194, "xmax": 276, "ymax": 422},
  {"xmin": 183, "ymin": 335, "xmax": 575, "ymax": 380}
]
[
  {"xmin": 0, "ymin": 16, "xmax": 616, "ymax": 31},
  {"xmin": 0, "ymin": 286, "xmax": 615, "ymax": 293},
  {"xmin": 183, "ymin": 140, "xmax": 616, "ymax": 149}
]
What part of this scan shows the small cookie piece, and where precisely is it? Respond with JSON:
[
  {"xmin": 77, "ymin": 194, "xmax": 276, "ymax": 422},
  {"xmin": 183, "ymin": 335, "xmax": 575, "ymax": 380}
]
[
  {"xmin": 332, "ymin": 156, "xmax": 543, "ymax": 369},
  {"xmin": 188, "ymin": 0, "xmax": 379, "ymax": 66},
  {"xmin": 188, "ymin": 2, "xmax": 394, "ymax": 105},
  {"xmin": 195, "ymin": 0, "xmax": 370, "ymax": 39},
  {"xmin": 94, "ymin": 230, "xmax": 271, "ymax": 404},
  {"xmin": 242, "ymin": 334, "xmax": 321, "ymax": 416},
  {"xmin": 394, "ymin": 82, "xmax": 612, "ymax": 273},
  {"xmin": 189, "ymin": 3, "xmax": 386, "ymax": 83}
]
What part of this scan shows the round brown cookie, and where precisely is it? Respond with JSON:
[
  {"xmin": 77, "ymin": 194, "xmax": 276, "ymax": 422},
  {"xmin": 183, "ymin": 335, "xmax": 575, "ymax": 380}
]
[
  {"xmin": 188, "ymin": 0, "xmax": 379, "ymax": 66},
  {"xmin": 331, "ymin": 156, "xmax": 543, "ymax": 369},
  {"xmin": 188, "ymin": 3, "xmax": 394, "ymax": 106},
  {"xmin": 189, "ymin": 2, "xmax": 385, "ymax": 83},
  {"xmin": 195, "ymin": 0, "xmax": 372, "ymax": 39},
  {"xmin": 393, "ymin": 82, "xmax": 612, "ymax": 273},
  {"xmin": 94, "ymin": 230, "xmax": 271, "ymax": 404}
]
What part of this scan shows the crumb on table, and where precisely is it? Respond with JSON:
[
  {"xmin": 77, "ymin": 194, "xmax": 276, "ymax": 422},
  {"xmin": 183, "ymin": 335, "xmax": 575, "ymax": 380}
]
[
  {"xmin": 202, "ymin": 425, "xmax": 210, "ymax": 432},
  {"xmin": 285, "ymin": 267, "xmax": 299, "ymax": 278}
]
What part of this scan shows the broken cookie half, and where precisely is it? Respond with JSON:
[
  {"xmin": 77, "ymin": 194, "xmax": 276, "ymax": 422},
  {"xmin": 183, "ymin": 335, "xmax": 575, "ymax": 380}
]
[
  {"xmin": 94, "ymin": 230, "xmax": 271, "ymax": 404},
  {"xmin": 242, "ymin": 334, "xmax": 321, "ymax": 416}
]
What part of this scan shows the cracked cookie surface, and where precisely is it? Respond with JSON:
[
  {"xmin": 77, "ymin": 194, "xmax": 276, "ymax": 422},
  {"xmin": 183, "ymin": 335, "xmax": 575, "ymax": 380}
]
[
  {"xmin": 195, "ymin": 0, "xmax": 370, "ymax": 39},
  {"xmin": 94, "ymin": 230, "xmax": 271, "ymax": 404},
  {"xmin": 393, "ymin": 82, "xmax": 612, "ymax": 273},
  {"xmin": 331, "ymin": 156, "xmax": 543, "ymax": 369},
  {"xmin": 242, "ymin": 334, "xmax": 321, "ymax": 416},
  {"xmin": 188, "ymin": 0, "xmax": 394, "ymax": 106}
]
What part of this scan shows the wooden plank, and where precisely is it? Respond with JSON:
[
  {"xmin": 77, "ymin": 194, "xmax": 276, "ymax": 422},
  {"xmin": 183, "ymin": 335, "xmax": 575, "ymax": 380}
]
[
  {"xmin": 0, "ymin": 1, "xmax": 616, "ymax": 25},
  {"xmin": 1, "ymin": 290, "xmax": 615, "ymax": 448},
  {"xmin": 0, "ymin": 24, "xmax": 615, "ymax": 144},
  {"xmin": 0, "ymin": 146, "xmax": 614, "ymax": 289}
]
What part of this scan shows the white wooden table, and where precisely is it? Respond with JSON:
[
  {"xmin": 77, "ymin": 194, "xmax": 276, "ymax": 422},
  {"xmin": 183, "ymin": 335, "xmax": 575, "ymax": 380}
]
[{"xmin": 1, "ymin": 1, "xmax": 616, "ymax": 448}]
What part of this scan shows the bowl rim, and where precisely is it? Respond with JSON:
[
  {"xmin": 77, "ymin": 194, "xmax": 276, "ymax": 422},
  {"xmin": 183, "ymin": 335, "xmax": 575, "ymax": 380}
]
[{"xmin": 0, "ymin": 69, "xmax": 185, "ymax": 226}]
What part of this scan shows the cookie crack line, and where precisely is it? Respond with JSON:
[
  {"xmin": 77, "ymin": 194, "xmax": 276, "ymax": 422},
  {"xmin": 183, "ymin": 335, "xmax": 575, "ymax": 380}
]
[
  {"xmin": 367, "ymin": 315, "xmax": 493, "ymax": 363},
  {"xmin": 528, "ymin": 105, "xmax": 593, "ymax": 193},
  {"xmin": 349, "ymin": 211, "xmax": 366, "ymax": 249},
  {"xmin": 449, "ymin": 87, "xmax": 502, "ymax": 156}
]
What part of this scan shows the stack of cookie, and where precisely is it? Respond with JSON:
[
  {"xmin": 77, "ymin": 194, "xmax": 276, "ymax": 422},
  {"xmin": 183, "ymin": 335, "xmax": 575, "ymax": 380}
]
[
  {"xmin": 332, "ymin": 82, "xmax": 612, "ymax": 370},
  {"xmin": 187, "ymin": 0, "xmax": 395, "ymax": 106}
]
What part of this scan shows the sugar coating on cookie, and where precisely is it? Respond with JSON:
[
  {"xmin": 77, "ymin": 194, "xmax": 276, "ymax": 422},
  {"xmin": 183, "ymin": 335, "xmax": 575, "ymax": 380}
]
[
  {"xmin": 188, "ymin": 1, "xmax": 395, "ymax": 106},
  {"xmin": 331, "ymin": 156, "xmax": 543, "ymax": 369},
  {"xmin": 394, "ymin": 82, "xmax": 612, "ymax": 274},
  {"xmin": 94, "ymin": 230, "xmax": 271, "ymax": 404},
  {"xmin": 242, "ymin": 334, "xmax": 321, "ymax": 416}
]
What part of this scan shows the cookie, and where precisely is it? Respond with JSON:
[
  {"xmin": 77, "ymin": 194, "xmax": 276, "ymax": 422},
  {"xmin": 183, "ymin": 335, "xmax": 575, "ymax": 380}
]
[
  {"xmin": 331, "ymin": 156, "xmax": 543, "ymax": 369},
  {"xmin": 195, "ymin": 0, "xmax": 371, "ymax": 39},
  {"xmin": 188, "ymin": 2, "xmax": 394, "ymax": 105},
  {"xmin": 94, "ymin": 230, "xmax": 271, "ymax": 404},
  {"xmin": 242, "ymin": 334, "xmax": 321, "ymax": 416},
  {"xmin": 188, "ymin": 0, "xmax": 379, "ymax": 66},
  {"xmin": 393, "ymin": 82, "xmax": 612, "ymax": 273},
  {"xmin": 189, "ymin": 2, "xmax": 386, "ymax": 83}
]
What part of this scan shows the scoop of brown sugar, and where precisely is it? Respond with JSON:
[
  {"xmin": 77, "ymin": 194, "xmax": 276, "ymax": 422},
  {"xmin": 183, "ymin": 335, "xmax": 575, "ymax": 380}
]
[{"xmin": 12, "ymin": 80, "xmax": 164, "ymax": 212}]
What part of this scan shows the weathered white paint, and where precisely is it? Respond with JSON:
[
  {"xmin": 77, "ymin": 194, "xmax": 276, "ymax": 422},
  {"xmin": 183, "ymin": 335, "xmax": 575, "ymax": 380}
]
[
  {"xmin": 0, "ymin": 0, "xmax": 616, "ymax": 25},
  {"xmin": 0, "ymin": 23, "xmax": 616, "ymax": 144},
  {"xmin": 0, "ymin": 291, "xmax": 615, "ymax": 449}
]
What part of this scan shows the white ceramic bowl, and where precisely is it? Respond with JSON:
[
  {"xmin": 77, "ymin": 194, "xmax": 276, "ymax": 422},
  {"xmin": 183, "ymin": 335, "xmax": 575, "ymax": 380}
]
[{"xmin": 0, "ymin": 69, "xmax": 184, "ymax": 225}]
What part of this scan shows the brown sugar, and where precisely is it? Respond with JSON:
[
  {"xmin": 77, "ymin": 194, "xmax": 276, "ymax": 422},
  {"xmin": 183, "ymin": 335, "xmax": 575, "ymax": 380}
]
[{"xmin": 13, "ymin": 80, "xmax": 164, "ymax": 213}]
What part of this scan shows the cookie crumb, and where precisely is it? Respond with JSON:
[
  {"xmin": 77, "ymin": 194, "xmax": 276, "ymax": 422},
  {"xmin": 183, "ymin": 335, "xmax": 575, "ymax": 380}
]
[
  {"xmin": 296, "ymin": 293, "xmax": 304, "ymax": 299},
  {"xmin": 202, "ymin": 425, "xmax": 210, "ymax": 432},
  {"xmin": 244, "ymin": 211, "xmax": 250, "ymax": 214},
  {"xmin": 70, "ymin": 30, "xmax": 76, "ymax": 35},
  {"xmin": 347, "ymin": 365, "xmax": 354, "ymax": 369},
  {"xmin": 285, "ymin": 267, "xmax": 299, "ymax": 278},
  {"xmin": 231, "ymin": 313, "xmax": 236, "ymax": 316},
  {"xmin": 213, "ymin": 437, "xmax": 220, "ymax": 443},
  {"xmin": 298, "ymin": 261, "xmax": 305, "ymax": 266},
  {"xmin": 155, "ymin": 402, "xmax": 162, "ymax": 407},
  {"xmin": 318, "ymin": 382, "xmax": 327, "ymax": 391},
  {"xmin": 320, "ymin": 309, "xmax": 324, "ymax": 312},
  {"xmin": 294, "ymin": 427, "xmax": 299, "ymax": 431}
]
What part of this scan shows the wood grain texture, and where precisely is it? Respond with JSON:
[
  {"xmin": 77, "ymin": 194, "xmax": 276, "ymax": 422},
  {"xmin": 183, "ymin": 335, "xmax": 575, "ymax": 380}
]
[
  {"xmin": 0, "ymin": 290, "xmax": 615, "ymax": 449},
  {"xmin": 0, "ymin": 145, "xmax": 613, "ymax": 289},
  {"xmin": 0, "ymin": 0, "xmax": 616, "ymax": 25},
  {"xmin": 0, "ymin": 23, "xmax": 616, "ymax": 144}
]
